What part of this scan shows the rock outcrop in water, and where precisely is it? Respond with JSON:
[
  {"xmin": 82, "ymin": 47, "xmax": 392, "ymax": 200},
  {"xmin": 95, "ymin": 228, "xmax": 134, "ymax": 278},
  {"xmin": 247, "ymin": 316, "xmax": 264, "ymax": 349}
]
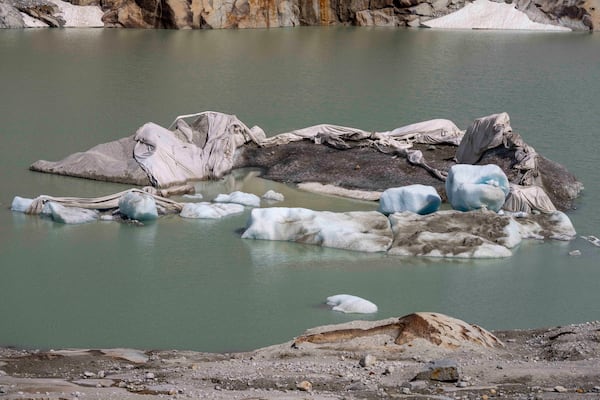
[{"xmin": 2, "ymin": 0, "xmax": 598, "ymax": 29}]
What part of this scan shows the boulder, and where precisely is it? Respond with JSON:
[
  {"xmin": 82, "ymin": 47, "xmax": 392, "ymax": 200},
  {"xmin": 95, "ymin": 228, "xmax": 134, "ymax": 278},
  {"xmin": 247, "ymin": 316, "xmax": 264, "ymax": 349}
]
[
  {"xmin": 378, "ymin": 184, "xmax": 440, "ymax": 215},
  {"xmin": 242, "ymin": 207, "xmax": 393, "ymax": 253},
  {"xmin": 180, "ymin": 202, "xmax": 244, "ymax": 219},
  {"xmin": 326, "ymin": 294, "xmax": 378, "ymax": 314},
  {"xmin": 118, "ymin": 190, "xmax": 158, "ymax": 221},
  {"xmin": 293, "ymin": 312, "xmax": 503, "ymax": 349},
  {"xmin": 445, "ymin": 164, "xmax": 509, "ymax": 212}
]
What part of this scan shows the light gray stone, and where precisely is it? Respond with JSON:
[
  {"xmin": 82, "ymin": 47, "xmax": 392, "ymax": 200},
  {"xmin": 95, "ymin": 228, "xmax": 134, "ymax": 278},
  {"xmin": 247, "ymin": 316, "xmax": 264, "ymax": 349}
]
[
  {"xmin": 0, "ymin": 2, "xmax": 25, "ymax": 28},
  {"xmin": 413, "ymin": 359, "xmax": 460, "ymax": 382}
]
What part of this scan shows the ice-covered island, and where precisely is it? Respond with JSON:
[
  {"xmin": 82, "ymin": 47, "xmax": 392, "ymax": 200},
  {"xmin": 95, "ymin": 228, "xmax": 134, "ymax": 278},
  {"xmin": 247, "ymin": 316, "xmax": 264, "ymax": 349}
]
[{"xmin": 14, "ymin": 111, "xmax": 584, "ymax": 258}]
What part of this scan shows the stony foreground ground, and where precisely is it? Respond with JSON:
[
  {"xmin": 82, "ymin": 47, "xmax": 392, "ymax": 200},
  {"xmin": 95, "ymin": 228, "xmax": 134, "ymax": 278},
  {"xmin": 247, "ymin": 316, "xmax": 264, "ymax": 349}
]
[{"xmin": 1, "ymin": 319, "xmax": 600, "ymax": 400}]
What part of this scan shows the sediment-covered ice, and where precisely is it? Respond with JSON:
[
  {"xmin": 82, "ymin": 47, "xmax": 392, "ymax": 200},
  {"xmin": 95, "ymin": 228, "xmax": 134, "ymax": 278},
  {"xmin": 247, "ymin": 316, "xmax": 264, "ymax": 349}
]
[
  {"xmin": 326, "ymin": 294, "xmax": 378, "ymax": 314},
  {"xmin": 512, "ymin": 211, "xmax": 576, "ymax": 241},
  {"xmin": 378, "ymin": 185, "xmax": 440, "ymax": 215},
  {"xmin": 242, "ymin": 207, "xmax": 393, "ymax": 253},
  {"xmin": 180, "ymin": 202, "xmax": 245, "ymax": 219},
  {"xmin": 214, "ymin": 191, "xmax": 261, "ymax": 207},
  {"xmin": 446, "ymin": 164, "xmax": 509, "ymax": 212},
  {"xmin": 43, "ymin": 202, "xmax": 99, "ymax": 224},
  {"xmin": 388, "ymin": 210, "xmax": 520, "ymax": 258},
  {"xmin": 423, "ymin": 0, "xmax": 571, "ymax": 31},
  {"xmin": 118, "ymin": 191, "xmax": 158, "ymax": 221}
]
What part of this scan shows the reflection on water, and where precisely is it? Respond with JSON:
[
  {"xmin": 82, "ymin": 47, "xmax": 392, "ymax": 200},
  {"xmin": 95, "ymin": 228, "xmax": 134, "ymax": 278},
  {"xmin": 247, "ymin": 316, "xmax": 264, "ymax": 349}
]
[{"xmin": 0, "ymin": 28, "xmax": 599, "ymax": 352}]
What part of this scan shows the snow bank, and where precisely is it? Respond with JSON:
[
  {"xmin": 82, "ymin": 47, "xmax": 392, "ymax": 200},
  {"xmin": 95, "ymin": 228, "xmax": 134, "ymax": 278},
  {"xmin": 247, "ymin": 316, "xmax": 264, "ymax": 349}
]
[
  {"xmin": 242, "ymin": 207, "xmax": 393, "ymax": 253},
  {"xmin": 378, "ymin": 185, "xmax": 440, "ymax": 215},
  {"xmin": 326, "ymin": 294, "xmax": 378, "ymax": 314},
  {"xmin": 423, "ymin": 0, "xmax": 570, "ymax": 31},
  {"xmin": 180, "ymin": 202, "xmax": 244, "ymax": 219},
  {"xmin": 46, "ymin": 0, "xmax": 103, "ymax": 27}
]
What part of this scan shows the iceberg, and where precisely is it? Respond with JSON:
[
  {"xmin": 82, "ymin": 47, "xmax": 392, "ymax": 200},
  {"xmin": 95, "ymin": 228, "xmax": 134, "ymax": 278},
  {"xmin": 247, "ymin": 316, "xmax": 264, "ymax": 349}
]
[
  {"xmin": 326, "ymin": 294, "xmax": 378, "ymax": 314},
  {"xmin": 180, "ymin": 202, "xmax": 244, "ymax": 219},
  {"xmin": 43, "ymin": 202, "xmax": 99, "ymax": 224},
  {"xmin": 11, "ymin": 196, "xmax": 34, "ymax": 213},
  {"xmin": 214, "ymin": 191, "xmax": 261, "ymax": 207},
  {"xmin": 445, "ymin": 164, "xmax": 509, "ymax": 212},
  {"xmin": 262, "ymin": 190, "xmax": 285, "ymax": 202},
  {"xmin": 242, "ymin": 207, "xmax": 393, "ymax": 253},
  {"xmin": 118, "ymin": 191, "xmax": 159, "ymax": 221},
  {"xmin": 378, "ymin": 185, "xmax": 440, "ymax": 215}
]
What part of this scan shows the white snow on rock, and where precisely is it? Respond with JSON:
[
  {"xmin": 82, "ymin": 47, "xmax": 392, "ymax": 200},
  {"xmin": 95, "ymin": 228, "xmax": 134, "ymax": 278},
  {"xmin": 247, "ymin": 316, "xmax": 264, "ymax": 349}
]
[
  {"xmin": 423, "ymin": 0, "xmax": 570, "ymax": 31},
  {"xmin": 46, "ymin": 0, "xmax": 104, "ymax": 27},
  {"xmin": 378, "ymin": 185, "xmax": 441, "ymax": 215},
  {"xmin": 446, "ymin": 164, "xmax": 509, "ymax": 212},
  {"xmin": 326, "ymin": 294, "xmax": 378, "ymax": 314},
  {"xmin": 262, "ymin": 190, "xmax": 285, "ymax": 202},
  {"xmin": 388, "ymin": 210, "xmax": 520, "ymax": 258},
  {"xmin": 43, "ymin": 201, "xmax": 99, "ymax": 224},
  {"xmin": 180, "ymin": 202, "xmax": 244, "ymax": 219},
  {"xmin": 11, "ymin": 196, "xmax": 34, "ymax": 213},
  {"xmin": 214, "ymin": 191, "xmax": 261, "ymax": 207},
  {"xmin": 242, "ymin": 207, "xmax": 393, "ymax": 253},
  {"xmin": 118, "ymin": 191, "xmax": 158, "ymax": 221}
]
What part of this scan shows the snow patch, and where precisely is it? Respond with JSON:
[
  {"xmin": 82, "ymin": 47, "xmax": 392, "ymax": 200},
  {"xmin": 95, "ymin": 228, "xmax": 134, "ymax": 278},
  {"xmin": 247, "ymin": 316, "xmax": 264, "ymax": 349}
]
[
  {"xmin": 423, "ymin": 0, "xmax": 570, "ymax": 31},
  {"xmin": 46, "ymin": 0, "xmax": 104, "ymax": 27}
]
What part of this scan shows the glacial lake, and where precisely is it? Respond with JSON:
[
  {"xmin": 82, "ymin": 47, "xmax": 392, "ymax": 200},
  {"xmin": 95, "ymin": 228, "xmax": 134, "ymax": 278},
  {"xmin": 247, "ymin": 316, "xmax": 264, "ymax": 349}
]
[{"xmin": 0, "ymin": 27, "xmax": 599, "ymax": 352}]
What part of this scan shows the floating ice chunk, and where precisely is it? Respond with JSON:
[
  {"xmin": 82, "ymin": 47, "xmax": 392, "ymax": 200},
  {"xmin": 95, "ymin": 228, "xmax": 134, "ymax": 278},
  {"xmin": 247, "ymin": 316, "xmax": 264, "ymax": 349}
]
[
  {"xmin": 326, "ymin": 294, "xmax": 378, "ymax": 314},
  {"xmin": 11, "ymin": 196, "xmax": 34, "ymax": 213},
  {"xmin": 180, "ymin": 202, "xmax": 244, "ymax": 219},
  {"xmin": 118, "ymin": 191, "xmax": 158, "ymax": 221},
  {"xmin": 43, "ymin": 202, "xmax": 99, "ymax": 224},
  {"xmin": 214, "ymin": 191, "xmax": 261, "ymax": 207},
  {"xmin": 242, "ymin": 207, "xmax": 393, "ymax": 253},
  {"xmin": 378, "ymin": 185, "xmax": 440, "ymax": 215},
  {"xmin": 262, "ymin": 190, "xmax": 285, "ymax": 202},
  {"xmin": 445, "ymin": 164, "xmax": 509, "ymax": 212},
  {"xmin": 182, "ymin": 193, "xmax": 204, "ymax": 200},
  {"xmin": 513, "ymin": 211, "xmax": 576, "ymax": 241}
]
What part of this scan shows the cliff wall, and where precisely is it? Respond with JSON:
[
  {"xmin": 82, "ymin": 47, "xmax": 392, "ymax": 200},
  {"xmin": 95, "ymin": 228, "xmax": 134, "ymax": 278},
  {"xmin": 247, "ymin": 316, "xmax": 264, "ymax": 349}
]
[{"xmin": 2, "ymin": 0, "xmax": 598, "ymax": 31}]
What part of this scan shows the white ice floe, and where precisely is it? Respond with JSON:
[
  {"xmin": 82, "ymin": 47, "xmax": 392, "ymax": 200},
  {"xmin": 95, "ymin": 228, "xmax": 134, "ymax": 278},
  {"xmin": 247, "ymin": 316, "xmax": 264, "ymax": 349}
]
[
  {"xmin": 242, "ymin": 207, "xmax": 393, "ymax": 253},
  {"xmin": 214, "ymin": 191, "xmax": 261, "ymax": 207},
  {"xmin": 378, "ymin": 185, "xmax": 440, "ymax": 215},
  {"xmin": 46, "ymin": 0, "xmax": 104, "ymax": 27},
  {"xmin": 11, "ymin": 196, "xmax": 34, "ymax": 213},
  {"xmin": 446, "ymin": 164, "xmax": 509, "ymax": 212},
  {"xmin": 180, "ymin": 202, "xmax": 244, "ymax": 219},
  {"xmin": 514, "ymin": 211, "xmax": 576, "ymax": 241},
  {"xmin": 262, "ymin": 190, "xmax": 285, "ymax": 202},
  {"xmin": 182, "ymin": 193, "xmax": 204, "ymax": 200},
  {"xmin": 118, "ymin": 191, "xmax": 158, "ymax": 221},
  {"xmin": 43, "ymin": 201, "xmax": 99, "ymax": 224},
  {"xmin": 326, "ymin": 294, "xmax": 378, "ymax": 314},
  {"xmin": 423, "ymin": 0, "xmax": 570, "ymax": 31}
]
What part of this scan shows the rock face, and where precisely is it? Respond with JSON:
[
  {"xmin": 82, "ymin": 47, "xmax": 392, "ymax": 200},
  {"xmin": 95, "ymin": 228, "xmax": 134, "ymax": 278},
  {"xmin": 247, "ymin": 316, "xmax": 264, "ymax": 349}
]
[
  {"xmin": 293, "ymin": 312, "xmax": 504, "ymax": 349},
  {"xmin": 4, "ymin": 0, "xmax": 597, "ymax": 29}
]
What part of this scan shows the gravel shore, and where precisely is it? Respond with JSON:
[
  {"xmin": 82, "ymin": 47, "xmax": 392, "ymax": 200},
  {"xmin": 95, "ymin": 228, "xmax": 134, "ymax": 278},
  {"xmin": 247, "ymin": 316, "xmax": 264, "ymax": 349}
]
[{"xmin": 1, "ymin": 316, "xmax": 599, "ymax": 400}]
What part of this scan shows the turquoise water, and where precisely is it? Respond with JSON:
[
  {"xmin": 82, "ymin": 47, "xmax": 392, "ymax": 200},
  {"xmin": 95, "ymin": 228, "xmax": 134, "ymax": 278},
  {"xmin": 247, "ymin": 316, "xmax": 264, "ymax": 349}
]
[{"xmin": 0, "ymin": 28, "xmax": 599, "ymax": 352}]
